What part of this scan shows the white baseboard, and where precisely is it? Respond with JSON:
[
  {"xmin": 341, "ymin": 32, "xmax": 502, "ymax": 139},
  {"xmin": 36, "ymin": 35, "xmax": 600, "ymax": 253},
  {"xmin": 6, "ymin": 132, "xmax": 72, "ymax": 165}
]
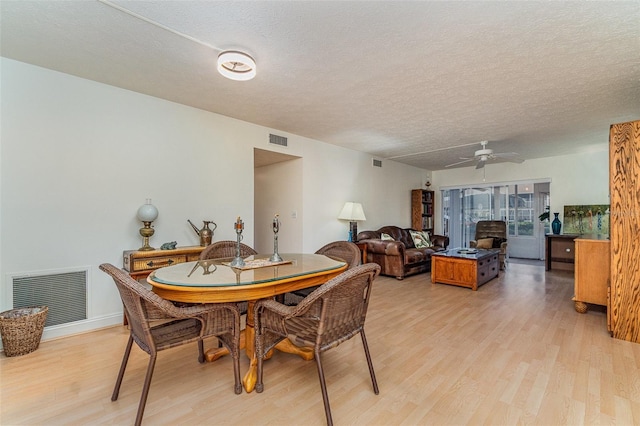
[{"xmin": 42, "ymin": 313, "xmax": 124, "ymax": 341}]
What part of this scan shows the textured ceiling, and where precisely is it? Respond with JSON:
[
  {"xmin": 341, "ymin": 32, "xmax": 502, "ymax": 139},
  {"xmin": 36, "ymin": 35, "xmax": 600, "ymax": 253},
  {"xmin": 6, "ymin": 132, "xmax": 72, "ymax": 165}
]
[{"xmin": 1, "ymin": 1, "xmax": 639, "ymax": 170}]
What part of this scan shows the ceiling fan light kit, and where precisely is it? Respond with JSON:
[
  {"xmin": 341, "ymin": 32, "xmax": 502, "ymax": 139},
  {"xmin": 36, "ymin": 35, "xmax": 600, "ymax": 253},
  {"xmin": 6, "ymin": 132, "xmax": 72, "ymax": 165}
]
[{"xmin": 217, "ymin": 51, "xmax": 256, "ymax": 81}]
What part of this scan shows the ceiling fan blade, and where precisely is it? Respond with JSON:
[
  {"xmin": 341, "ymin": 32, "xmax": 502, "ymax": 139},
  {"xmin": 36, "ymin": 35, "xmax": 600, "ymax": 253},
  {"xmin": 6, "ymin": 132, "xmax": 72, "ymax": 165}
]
[{"xmin": 445, "ymin": 158, "xmax": 475, "ymax": 168}]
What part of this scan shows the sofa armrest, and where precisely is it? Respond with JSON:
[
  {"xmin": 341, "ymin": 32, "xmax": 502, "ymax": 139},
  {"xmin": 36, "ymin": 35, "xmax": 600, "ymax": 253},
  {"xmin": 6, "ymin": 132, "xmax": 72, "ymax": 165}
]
[
  {"xmin": 360, "ymin": 239, "xmax": 405, "ymax": 256},
  {"xmin": 431, "ymin": 234, "xmax": 449, "ymax": 249}
]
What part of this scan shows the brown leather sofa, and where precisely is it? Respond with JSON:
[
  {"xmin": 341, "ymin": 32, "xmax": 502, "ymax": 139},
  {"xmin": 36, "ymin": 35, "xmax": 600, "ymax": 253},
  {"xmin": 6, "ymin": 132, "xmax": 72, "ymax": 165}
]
[{"xmin": 356, "ymin": 225, "xmax": 449, "ymax": 280}]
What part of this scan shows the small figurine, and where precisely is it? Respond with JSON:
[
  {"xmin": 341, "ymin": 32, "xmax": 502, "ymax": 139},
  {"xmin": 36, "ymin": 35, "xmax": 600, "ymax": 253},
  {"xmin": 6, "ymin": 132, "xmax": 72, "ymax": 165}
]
[{"xmin": 160, "ymin": 241, "xmax": 177, "ymax": 250}]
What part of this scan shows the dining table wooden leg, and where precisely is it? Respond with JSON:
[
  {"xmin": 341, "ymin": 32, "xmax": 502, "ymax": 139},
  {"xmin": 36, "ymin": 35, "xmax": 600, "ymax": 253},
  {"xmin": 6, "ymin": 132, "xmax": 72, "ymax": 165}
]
[
  {"xmin": 243, "ymin": 300, "xmax": 259, "ymax": 392},
  {"xmin": 273, "ymin": 339, "xmax": 314, "ymax": 360}
]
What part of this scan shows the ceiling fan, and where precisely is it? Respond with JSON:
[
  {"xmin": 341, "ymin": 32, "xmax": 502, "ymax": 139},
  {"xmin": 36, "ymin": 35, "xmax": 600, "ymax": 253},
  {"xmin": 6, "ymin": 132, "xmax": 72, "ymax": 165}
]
[{"xmin": 445, "ymin": 141, "xmax": 524, "ymax": 169}]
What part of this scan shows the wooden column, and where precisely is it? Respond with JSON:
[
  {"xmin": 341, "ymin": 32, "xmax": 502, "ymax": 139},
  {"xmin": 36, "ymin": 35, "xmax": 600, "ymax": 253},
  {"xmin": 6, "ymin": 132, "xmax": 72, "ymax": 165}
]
[{"xmin": 609, "ymin": 119, "xmax": 640, "ymax": 342}]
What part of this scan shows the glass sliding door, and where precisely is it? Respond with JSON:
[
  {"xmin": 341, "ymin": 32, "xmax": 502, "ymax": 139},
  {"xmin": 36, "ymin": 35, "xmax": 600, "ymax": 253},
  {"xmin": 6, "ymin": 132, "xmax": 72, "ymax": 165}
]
[
  {"xmin": 462, "ymin": 187, "xmax": 493, "ymax": 246},
  {"xmin": 507, "ymin": 184, "xmax": 534, "ymax": 237},
  {"xmin": 442, "ymin": 189, "xmax": 463, "ymax": 249},
  {"xmin": 441, "ymin": 180, "xmax": 548, "ymax": 259}
]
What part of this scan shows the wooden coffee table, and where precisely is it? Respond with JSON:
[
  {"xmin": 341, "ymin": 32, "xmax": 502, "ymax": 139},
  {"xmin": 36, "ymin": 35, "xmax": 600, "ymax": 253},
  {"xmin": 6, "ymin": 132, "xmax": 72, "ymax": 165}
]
[{"xmin": 431, "ymin": 248, "xmax": 499, "ymax": 290}]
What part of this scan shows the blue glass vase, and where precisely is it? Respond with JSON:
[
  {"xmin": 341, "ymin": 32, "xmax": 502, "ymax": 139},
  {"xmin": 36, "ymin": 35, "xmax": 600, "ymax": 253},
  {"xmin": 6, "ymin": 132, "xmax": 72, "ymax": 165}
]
[{"xmin": 551, "ymin": 212, "xmax": 562, "ymax": 235}]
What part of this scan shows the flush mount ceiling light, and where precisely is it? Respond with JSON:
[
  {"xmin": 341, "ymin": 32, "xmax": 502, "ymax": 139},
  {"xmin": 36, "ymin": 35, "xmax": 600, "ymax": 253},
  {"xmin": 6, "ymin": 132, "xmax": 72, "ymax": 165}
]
[{"xmin": 217, "ymin": 51, "xmax": 256, "ymax": 81}]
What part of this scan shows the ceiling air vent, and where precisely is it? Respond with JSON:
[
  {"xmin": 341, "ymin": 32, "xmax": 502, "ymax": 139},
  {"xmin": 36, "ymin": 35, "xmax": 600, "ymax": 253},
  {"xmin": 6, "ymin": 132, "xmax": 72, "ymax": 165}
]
[
  {"xmin": 269, "ymin": 134, "xmax": 288, "ymax": 147},
  {"xmin": 372, "ymin": 159, "xmax": 383, "ymax": 168}
]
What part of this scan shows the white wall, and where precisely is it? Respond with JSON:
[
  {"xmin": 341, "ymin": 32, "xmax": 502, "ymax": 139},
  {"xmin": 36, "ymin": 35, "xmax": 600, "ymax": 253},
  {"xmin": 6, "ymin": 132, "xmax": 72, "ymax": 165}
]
[
  {"xmin": 1, "ymin": 58, "xmax": 427, "ymax": 341},
  {"xmin": 431, "ymin": 146, "xmax": 610, "ymax": 234},
  {"xmin": 298, "ymin": 139, "xmax": 429, "ymax": 250}
]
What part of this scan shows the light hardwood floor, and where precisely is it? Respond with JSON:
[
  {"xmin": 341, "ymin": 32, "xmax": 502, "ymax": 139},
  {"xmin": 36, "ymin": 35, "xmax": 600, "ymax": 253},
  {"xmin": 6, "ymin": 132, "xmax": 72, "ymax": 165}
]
[{"xmin": 2, "ymin": 261, "xmax": 640, "ymax": 425}]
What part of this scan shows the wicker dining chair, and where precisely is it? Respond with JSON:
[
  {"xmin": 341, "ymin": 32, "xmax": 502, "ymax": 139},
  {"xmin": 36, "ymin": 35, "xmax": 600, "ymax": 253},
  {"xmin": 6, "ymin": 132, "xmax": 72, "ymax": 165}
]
[
  {"xmin": 199, "ymin": 240, "xmax": 258, "ymax": 261},
  {"xmin": 283, "ymin": 241, "xmax": 361, "ymax": 306},
  {"xmin": 99, "ymin": 263, "xmax": 242, "ymax": 426},
  {"xmin": 254, "ymin": 263, "xmax": 381, "ymax": 426}
]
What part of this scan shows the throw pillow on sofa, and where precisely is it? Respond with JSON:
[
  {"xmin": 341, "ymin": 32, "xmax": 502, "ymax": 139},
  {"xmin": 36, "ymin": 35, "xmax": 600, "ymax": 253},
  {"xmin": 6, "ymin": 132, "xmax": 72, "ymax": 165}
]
[
  {"xmin": 381, "ymin": 233, "xmax": 394, "ymax": 241},
  {"xmin": 409, "ymin": 230, "xmax": 430, "ymax": 248},
  {"xmin": 421, "ymin": 231, "xmax": 432, "ymax": 247},
  {"xmin": 476, "ymin": 238, "xmax": 494, "ymax": 249}
]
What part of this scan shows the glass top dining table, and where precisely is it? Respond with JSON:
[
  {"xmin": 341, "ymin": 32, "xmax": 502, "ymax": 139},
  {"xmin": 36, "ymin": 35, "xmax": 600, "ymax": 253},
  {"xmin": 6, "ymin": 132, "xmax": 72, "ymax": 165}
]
[
  {"xmin": 147, "ymin": 253, "xmax": 347, "ymax": 303},
  {"xmin": 147, "ymin": 253, "xmax": 348, "ymax": 392}
]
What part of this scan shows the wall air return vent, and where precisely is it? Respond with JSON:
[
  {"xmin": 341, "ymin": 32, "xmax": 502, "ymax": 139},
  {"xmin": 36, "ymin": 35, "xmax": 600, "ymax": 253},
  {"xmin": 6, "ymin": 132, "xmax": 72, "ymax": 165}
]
[
  {"xmin": 11, "ymin": 269, "xmax": 88, "ymax": 327},
  {"xmin": 372, "ymin": 159, "xmax": 383, "ymax": 168},
  {"xmin": 269, "ymin": 134, "xmax": 288, "ymax": 147}
]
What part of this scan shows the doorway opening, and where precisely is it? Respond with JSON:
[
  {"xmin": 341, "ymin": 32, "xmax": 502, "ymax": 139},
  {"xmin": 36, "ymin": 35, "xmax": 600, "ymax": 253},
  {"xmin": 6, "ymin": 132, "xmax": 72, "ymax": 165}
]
[{"xmin": 254, "ymin": 148, "xmax": 302, "ymax": 254}]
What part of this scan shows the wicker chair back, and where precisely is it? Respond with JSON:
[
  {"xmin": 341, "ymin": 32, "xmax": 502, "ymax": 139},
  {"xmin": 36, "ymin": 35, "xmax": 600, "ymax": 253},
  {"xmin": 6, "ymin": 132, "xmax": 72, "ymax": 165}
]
[
  {"xmin": 285, "ymin": 240, "xmax": 361, "ymax": 304},
  {"xmin": 315, "ymin": 240, "xmax": 361, "ymax": 269},
  {"xmin": 200, "ymin": 240, "xmax": 258, "ymax": 260}
]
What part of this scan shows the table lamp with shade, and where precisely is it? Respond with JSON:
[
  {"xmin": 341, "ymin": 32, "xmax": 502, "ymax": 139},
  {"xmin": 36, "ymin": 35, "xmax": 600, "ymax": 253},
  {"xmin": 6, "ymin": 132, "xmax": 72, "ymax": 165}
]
[
  {"xmin": 338, "ymin": 202, "xmax": 366, "ymax": 242},
  {"xmin": 137, "ymin": 199, "xmax": 158, "ymax": 251}
]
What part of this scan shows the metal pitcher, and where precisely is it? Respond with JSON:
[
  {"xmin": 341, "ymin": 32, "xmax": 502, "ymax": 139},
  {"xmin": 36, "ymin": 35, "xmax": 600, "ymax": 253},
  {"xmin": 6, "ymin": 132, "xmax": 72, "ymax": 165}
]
[{"xmin": 188, "ymin": 220, "xmax": 217, "ymax": 246}]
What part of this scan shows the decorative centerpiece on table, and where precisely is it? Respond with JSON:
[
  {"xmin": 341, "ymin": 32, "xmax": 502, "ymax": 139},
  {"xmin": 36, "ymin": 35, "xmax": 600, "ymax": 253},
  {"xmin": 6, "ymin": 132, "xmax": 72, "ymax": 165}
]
[
  {"xmin": 270, "ymin": 214, "xmax": 283, "ymax": 262},
  {"xmin": 229, "ymin": 217, "xmax": 246, "ymax": 268}
]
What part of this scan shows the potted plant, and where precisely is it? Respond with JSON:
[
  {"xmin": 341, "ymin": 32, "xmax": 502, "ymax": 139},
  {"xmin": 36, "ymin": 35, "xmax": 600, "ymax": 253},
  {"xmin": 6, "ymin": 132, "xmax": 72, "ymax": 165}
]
[{"xmin": 538, "ymin": 206, "xmax": 550, "ymax": 222}]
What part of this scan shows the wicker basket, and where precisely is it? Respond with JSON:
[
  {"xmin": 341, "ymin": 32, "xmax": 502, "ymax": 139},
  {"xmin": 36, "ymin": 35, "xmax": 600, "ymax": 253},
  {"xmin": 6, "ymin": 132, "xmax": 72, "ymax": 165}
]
[{"xmin": 0, "ymin": 306, "xmax": 48, "ymax": 357}]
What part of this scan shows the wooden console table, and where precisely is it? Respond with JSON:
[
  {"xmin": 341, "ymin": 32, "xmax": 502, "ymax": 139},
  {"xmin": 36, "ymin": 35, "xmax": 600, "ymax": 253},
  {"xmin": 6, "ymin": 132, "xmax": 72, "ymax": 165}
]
[
  {"xmin": 123, "ymin": 245, "xmax": 205, "ymax": 280},
  {"xmin": 545, "ymin": 234, "xmax": 578, "ymax": 271}
]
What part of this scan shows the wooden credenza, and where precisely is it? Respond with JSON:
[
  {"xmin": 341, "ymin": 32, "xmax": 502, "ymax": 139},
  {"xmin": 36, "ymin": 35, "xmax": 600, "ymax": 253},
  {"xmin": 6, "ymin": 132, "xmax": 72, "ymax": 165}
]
[
  {"xmin": 120, "ymin": 245, "xmax": 205, "ymax": 325},
  {"xmin": 573, "ymin": 237, "xmax": 610, "ymax": 313},
  {"xmin": 123, "ymin": 245, "xmax": 205, "ymax": 280}
]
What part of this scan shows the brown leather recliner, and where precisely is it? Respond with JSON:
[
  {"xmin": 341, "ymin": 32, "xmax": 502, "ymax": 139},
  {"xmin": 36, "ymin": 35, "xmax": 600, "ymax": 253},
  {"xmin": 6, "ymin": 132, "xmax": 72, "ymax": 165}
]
[
  {"xmin": 469, "ymin": 220, "xmax": 508, "ymax": 270},
  {"xmin": 356, "ymin": 225, "xmax": 449, "ymax": 280}
]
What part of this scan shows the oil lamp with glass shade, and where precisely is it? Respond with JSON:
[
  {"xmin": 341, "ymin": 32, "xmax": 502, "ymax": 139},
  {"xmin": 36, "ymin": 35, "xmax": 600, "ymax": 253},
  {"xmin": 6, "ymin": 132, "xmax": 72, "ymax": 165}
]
[{"xmin": 137, "ymin": 199, "xmax": 158, "ymax": 251}]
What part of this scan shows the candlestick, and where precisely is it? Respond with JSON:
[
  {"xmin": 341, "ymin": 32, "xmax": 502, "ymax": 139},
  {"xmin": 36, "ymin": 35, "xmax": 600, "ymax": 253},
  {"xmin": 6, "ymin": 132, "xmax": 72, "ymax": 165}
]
[
  {"xmin": 270, "ymin": 214, "xmax": 283, "ymax": 262},
  {"xmin": 229, "ymin": 217, "xmax": 246, "ymax": 268}
]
